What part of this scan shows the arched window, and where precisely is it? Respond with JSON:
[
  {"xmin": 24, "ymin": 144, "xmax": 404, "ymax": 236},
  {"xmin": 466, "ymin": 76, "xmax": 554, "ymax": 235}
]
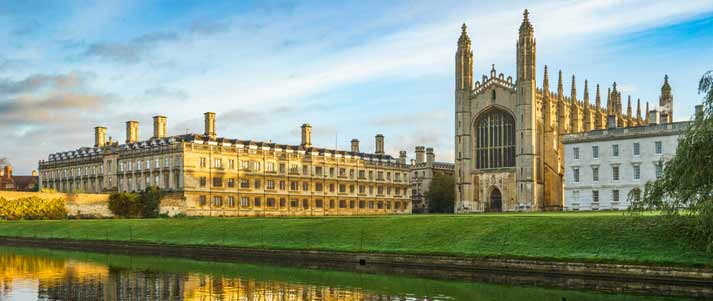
[{"xmin": 475, "ymin": 109, "xmax": 516, "ymax": 169}]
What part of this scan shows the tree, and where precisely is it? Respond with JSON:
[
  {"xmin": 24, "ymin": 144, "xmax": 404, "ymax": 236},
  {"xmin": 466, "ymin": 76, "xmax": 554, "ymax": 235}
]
[
  {"xmin": 425, "ymin": 174, "xmax": 455, "ymax": 213},
  {"xmin": 632, "ymin": 70, "xmax": 713, "ymax": 250},
  {"xmin": 139, "ymin": 186, "xmax": 164, "ymax": 218},
  {"xmin": 108, "ymin": 187, "xmax": 164, "ymax": 218}
]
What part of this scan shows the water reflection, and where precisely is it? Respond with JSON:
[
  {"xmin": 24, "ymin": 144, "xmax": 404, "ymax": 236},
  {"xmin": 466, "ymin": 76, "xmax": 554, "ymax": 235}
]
[{"xmin": 0, "ymin": 247, "xmax": 684, "ymax": 301}]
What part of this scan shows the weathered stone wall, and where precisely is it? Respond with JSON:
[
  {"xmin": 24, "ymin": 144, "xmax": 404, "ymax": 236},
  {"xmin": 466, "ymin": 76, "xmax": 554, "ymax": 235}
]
[{"xmin": 0, "ymin": 191, "xmax": 113, "ymax": 217}]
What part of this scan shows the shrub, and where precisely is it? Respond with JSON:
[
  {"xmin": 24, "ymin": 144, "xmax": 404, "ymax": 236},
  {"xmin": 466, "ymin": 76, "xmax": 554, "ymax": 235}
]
[
  {"xmin": 108, "ymin": 187, "xmax": 164, "ymax": 218},
  {"xmin": 0, "ymin": 196, "xmax": 66, "ymax": 220}
]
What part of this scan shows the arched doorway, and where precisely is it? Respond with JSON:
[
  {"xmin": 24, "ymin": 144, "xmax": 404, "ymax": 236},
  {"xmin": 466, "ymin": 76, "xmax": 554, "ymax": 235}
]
[{"xmin": 488, "ymin": 187, "xmax": 502, "ymax": 212}]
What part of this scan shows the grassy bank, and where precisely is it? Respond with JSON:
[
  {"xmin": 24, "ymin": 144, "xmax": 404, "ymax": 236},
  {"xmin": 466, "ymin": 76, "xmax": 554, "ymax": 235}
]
[{"xmin": 0, "ymin": 212, "xmax": 709, "ymax": 267}]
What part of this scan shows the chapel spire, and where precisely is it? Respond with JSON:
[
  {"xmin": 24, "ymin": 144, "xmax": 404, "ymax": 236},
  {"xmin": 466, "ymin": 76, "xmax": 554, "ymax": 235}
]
[
  {"xmin": 557, "ymin": 70, "xmax": 563, "ymax": 97},
  {"xmin": 517, "ymin": 9, "xmax": 536, "ymax": 82},
  {"xmin": 595, "ymin": 84, "xmax": 601, "ymax": 109},
  {"xmin": 636, "ymin": 98, "xmax": 642, "ymax": 121},
  {"xmin": 455, "ymin": 23, "xmax": 473, "ymax": 91},
  {"xmin": 571, "ymin": 75, "xmax": 577, "ymax": 102},
  {"xmin": 543, "ymin": 65, "xmax": 550, "ymax": 96},
  {"xmin": 627, "ymin": 96, "xmax": 632, "ymax": 118}
]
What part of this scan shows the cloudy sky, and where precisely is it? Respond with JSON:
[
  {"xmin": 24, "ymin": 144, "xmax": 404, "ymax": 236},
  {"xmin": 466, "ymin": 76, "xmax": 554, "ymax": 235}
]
[{"xmin": 1, "ymin": 0, "xmax": 712, "ymax": 174}]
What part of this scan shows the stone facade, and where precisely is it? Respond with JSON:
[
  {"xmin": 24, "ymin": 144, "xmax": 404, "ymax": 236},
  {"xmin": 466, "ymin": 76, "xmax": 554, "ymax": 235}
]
[
  {"xmin": 408, "ymin": 147, "xmax": 455, "ymax": 213},
  {"xmin": 454, "ymin": 10, "xmax": 675, "ymax": 212},
  {"xmin": 563, "ymin": 121, "xmax": 689, "ymax": 211},
  {"xmin": 38, "ymin": 114, "xmax": 411, "ymax": 217}
]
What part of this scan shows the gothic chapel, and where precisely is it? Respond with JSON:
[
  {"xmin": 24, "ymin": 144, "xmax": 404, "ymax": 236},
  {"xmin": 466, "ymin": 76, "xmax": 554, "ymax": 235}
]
[{"xmin": 454, "ymin": 10, "xmax": 673, "ymax": 212}]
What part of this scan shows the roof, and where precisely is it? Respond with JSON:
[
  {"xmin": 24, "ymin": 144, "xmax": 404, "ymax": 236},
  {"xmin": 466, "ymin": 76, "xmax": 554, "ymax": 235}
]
[{"xmin": 12, "ymin": 176, "xmax": 37, "ymax": 190}]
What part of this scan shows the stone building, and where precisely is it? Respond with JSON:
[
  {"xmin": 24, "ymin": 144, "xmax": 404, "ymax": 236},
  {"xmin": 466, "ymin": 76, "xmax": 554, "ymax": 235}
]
[
  {"xmin": 563, "ymin": 117, "xmax": 691, "ymax": 211},
  {"xmin": 454, "ymin": 10, "xmax": 675, "ymax": 212},
  {"xmin": 407, "ymin": 147, "xmax": 455, "ymax": 213},
  {"xmin": 38, "ymin": 113, "xmax": 411, "ymax": 216}
]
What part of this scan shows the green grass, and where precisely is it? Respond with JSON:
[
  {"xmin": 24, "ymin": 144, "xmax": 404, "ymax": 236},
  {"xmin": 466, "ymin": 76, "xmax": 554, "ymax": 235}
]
[{"xmin": 0, "ymin": 212, "xmax": 709, "ymax": 267}]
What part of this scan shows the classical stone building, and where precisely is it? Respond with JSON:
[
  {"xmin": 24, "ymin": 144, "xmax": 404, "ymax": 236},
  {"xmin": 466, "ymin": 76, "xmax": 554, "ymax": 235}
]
[
  {"xmin": 38, "ymin": 113, "xmax": 411, "ymax": 216},
  {"xmin": 454, "ymin": 10, "xmax": 675, "ymax": 212},
  {"xmin": 563, "ymin": 118, "xmax": 691, "ymax": 211},
  {"xmin": 407, "ymin": 147, "xmax": 455, "ymax": 213}
]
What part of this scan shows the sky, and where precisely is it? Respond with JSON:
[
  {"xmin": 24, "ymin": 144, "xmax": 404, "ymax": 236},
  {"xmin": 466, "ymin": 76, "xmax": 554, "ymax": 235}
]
[{"xmin": 1, "ymin": 0, "xmax": 712, "ymax": 174}]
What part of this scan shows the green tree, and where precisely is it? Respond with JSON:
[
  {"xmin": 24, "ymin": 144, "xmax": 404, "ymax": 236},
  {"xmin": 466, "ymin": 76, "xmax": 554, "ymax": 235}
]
[
  {"xmin": 425, "ymin": 174, "xmax": 455, "ymax": 213},
  {"xmin": 632, "ymin": 70, "xmax": 713, "ymax": 250},
  {"xmin": 140, "ymin": 186, "xmax": 164, "ymax": 218}
]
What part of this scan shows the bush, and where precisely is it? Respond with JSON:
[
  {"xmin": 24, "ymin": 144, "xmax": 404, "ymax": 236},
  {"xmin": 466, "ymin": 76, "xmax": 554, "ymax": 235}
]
[
  {"xmin": 108, "ymin": 187, "xmax": 165, "ymax": 218},
  {"xmin": 0, "ymin": 196, "xmax": 66, "ymax": 220}
]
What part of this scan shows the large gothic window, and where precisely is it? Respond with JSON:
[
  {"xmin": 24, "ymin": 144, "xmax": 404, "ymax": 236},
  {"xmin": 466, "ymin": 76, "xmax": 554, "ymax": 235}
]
[{"xmin": 475, "ymin": 109, "xmax": 516, "ymax": 169}]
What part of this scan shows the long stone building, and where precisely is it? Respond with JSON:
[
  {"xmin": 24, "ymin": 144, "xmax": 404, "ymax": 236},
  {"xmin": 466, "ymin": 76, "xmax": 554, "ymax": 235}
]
[
  {"xmin": 38, "ymin": 113, "xmax": 411, "ymax": 216},
  {"xmin": 454, "ymin": 10, "xmax": 674, "ymax": 212}
]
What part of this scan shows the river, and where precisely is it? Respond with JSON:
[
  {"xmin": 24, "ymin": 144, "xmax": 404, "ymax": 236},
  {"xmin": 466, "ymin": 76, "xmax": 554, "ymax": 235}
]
[{"xmin": 0, "ymin": 246, "xmax": 688, "ymax": 300}]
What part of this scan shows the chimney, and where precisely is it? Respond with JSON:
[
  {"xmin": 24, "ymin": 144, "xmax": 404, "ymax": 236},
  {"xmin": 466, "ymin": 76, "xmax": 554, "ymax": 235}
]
[
  {"xmin": 3, "ymin": 166, "xmax": 11, "ymax": 180},
  {"xmin": 399, "ymin": 151, "xmax": 407, "ymax": 165},
  {"xmin": 94, "ymin": 126, "xmax": 107, "ymax": 147},
  {"xmin": 415, "ymin": 146, "xmax": 425, "ymax": 164},
  {"xmin": 300, "ymin": 123, "xmax": 312, "ymax": 148},
  {"xmin": 606, "ymin": 115, "xmax": 617, "ymax": 129},
  {"xmin": 375, "ymin": 134, "xmax": 384, "ymax": 155},
  {"xmin": 31, "ymin": 170, "xmax": 38, "ymax": 177},
  {"xmin": 153, "ymin": 115, "xmax": 167, "ymax": 139},
  {"xmin": 351, "ymin": 139, "xmax": 360, "ymax": 153},
  {"xmin": 125, "ymin": 121, "xmax": 139, "ymax": 143},
  {"xmin": 695, "ymin": 105, "xmax": 704, "ymax": 119},
  {"xmin": 204, "ymin": 112, "xmax": 216, "ymax": 138},
  {"xmin": 648, "ymin": 110, "xmax": 660, "ymax": 125},
  {"xmin": 426, "ymin": 147, "xmax": 435, "ymax": 165}
]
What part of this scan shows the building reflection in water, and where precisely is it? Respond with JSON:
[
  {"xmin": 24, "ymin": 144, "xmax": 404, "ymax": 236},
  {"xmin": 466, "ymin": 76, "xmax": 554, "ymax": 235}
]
[{"xmin": 0, "ymin": 252, "xmax": 408, "ymax": 300}]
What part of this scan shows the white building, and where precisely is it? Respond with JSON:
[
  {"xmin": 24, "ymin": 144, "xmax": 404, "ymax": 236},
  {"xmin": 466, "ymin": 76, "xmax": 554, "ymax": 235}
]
[{"xmin": 563, "ymin": 118, "xmax": 690, "ymax": 211}]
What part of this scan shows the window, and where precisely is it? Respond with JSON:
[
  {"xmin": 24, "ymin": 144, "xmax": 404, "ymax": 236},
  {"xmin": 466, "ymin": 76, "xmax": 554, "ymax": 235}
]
[
  {"xmin": 315, "ymin": 199, "xmax": 323, "ymax": 208},
  {"xmin": 266, "ymin": 162, "xmax": 275, "ymax": 172},
  {"xmin": 279, "ymin": 163, "xmax": 286, "ymax": 174},
  {"xmin": 655, "ymin": 141, "xmax": 662, "ymax": 154},
  {"xmin": 302, "ymin": 199, "xmax": 309, "ymax": 209},
  {"xmin": 254, "ymin": 179, "xmax": 261, "ymax": 189},
  {"xmin": 290, "ymin": 199, "xmax": 298, "ymax": 208},
  {"xmin": 592, "ymin": 146, "xmax": 599, "ymax": 159},
  {"xmin": 240, "ymin": 179, "xmax": 249, "ymax": 188},
  {"xmin": 254, "ymin": 197, "xmax": 261, "ymax": 207},
  {"xmin": 633, "ymin": 165, "xmax": 640, "ymax": 180},
  {"xmin": 339, "ymin": 200, "xmax": 347, "ymax": 208},
  {"xmin": 612, "ymin": 144, "xmax": 619, "ymax": 157},
  {"xmin": 279, "ymin": 180, "xmax": 286, "ymax": 190},
  {"xmin": 279, "ymin": 198, "xmax": 286, "ymax": 207},
  {"xmin": 573, "ymin": 147, "xmax": 580, "ymax": 160},
  {"xmin": 267, "ymin": 198, "xmax": 275, "ymax": 207},
  {"xmin": 633, "ymin": 142, "xmax": 640, "ymax": 156},
  {"xmin": 573, "ymin": 168, "xmax": 580, "ymax": 183},
  {"xmin": 240, "ymin": 197, "xmax": 249, "ymax": 207},
  {"xmin": 315, "ymin": 182, "xmax": 323, "ymax": 191},
  {"xmin": 228, "ymin": 196, "xmax": 235, "ymax": 207},
  {"xmin": 199, "ymin": 176, "xmax": 207, "ymax": 187},
  {"xmin": 592, "ymin": 166, "xmax": 599, "ymax": 182},
  {"xmin": 302, "ymin": 182, "xmax": 309, "ymax": 191},
  {"xmin": 228, "ymin": 178, "xmax": 235, "ymax": 188},
  {"xmin": 592, "ymin": 190, "xmax": 599, "ymax": 203},
  {"xmin": 656, "ymin": 162, "xmax": 663, "ymax": 178},
  {"xmin": 475, "ymin": 109, "xmax": 516, "ymax": 169},
  {"xmin": 612, "ymin": 166, "xmax": 620, "ymax": 181},
  {"xmin": 213, "ymin": 158, "xmax": 222, "ymax": 168},
  {"xmin": 266, "ymin": 180, "xmax": 275, "ymax": 190},
  {"xmin": 290, "ymin": 181, "xmax": 299, "ymax": 191},
  {"xmin": 612, "ymin": 190, "xmax": 620, "ymax": 203},
  {"xmin": 303, "ymin": 165, "xmax": 309, "ymax": 175},
  {"xmin": 199, "ymin": 195, "xmax": 207, "ymax": 206},
  {"xmin": 213, "ymin": 177, "xmax": 222, "ymax": 187},
  {"xmin": 229, "ymin": 159, "xmax": 235, "ymax": 169},
  {"xmin": 339, "ymin": 184, "xmax": 346, "ymax": 193},
  {"xmin": 213, "ymin": 196, "xmax": 222, "ymax": 207}
]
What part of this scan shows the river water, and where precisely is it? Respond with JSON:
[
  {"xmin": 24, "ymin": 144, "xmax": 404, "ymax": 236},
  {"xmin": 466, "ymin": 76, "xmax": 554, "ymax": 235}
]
[{"xmin": 0, "ymin": 247, "xmax": 689, "ymax": 300}]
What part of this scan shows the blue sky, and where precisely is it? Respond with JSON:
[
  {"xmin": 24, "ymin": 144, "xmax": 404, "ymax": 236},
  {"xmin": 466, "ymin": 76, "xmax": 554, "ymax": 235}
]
[{"xmin": 1, "ymin": 0, "xmax": 712, "ymax": 174}]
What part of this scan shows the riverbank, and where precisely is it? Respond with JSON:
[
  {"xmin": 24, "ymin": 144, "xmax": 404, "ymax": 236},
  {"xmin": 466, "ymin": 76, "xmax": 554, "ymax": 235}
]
[{"xmin": 0, "ymin": 212, "xmax": 709, "ymax": 267}]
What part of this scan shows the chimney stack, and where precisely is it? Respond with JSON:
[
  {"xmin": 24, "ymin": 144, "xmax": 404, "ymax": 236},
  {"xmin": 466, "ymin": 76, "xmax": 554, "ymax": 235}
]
[
  {"xmin": 648, "ymin": 110, "xmax": 660, "ymax": 125},
  {"xmin": 94, "ymin": 126, "xmax": 107, "ymax": 147},
  {"xmin": 153, "ymin": 115, "xmax": 167, "ymax": 139},
  {"xmin": 125, "ymin": 121, "xmax": 139, "ymax": 143},
  {"xmin": 204, "ymin": 112, "xmax": 216, "ymax": 138},
  {"xmin": 375, "ymin": 134, "xmax": 384, "ymax": 155},
  {"xmin": 300, "ymin": 123, "xmax": 312, "ymax": 148},
  {"xmin": 426, "ymin": 147, "xmax": 435, "ymax": 165},
  {"xmin": 3, "ymin": 165, "xmax": 12, "ymax": 180},
  {"xmin": 351, "ymin": 139, "xmax": 360, "ymax": 153},
  {"xmin": 399, "ymin": 151, "xmax": 407, "ymax": 165},
  {"xmin": 415, "ymin": 146, "xmax": 425, "ymax": 164}
]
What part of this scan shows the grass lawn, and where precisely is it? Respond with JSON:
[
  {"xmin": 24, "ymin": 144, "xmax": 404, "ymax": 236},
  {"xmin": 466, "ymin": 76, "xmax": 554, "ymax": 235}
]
[{"xmin": 0, "ymin": 212, "xmax": 709, "ymax": 267}]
